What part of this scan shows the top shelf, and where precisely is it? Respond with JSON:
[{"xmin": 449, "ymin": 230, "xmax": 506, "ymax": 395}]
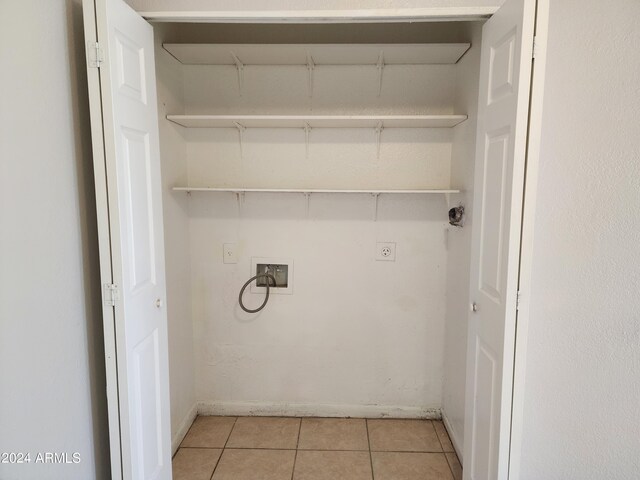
[
  {"xmin": 166, "ymin": 114, "xmax": 467, "ymax": 129},
  {"xmin": 163, "ymin": 43, "xmax": 471, "ymax": 66}
]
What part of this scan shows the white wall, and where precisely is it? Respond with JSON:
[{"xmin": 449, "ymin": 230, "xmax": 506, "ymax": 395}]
[
  {"xmin": 154, "ymin": 26, "xmax": 197, "ymax": 448},
  {"xmin": 0, "ymin": 1, "xmax": 110, "ymax": 479},
  {"xmin": 179, "ymin": 62, "xmax": 457, "ymax": 416},
  {"xmin": 516, "ymin": 1, "xmax": 640, "ymax": 478},
  {"xmin": 441, "ymin": 21, "xmax": 482, "ymax": 456},
  {"xmin": 190, "ymin": 194, "xmax": 449, "ymax": 416}
]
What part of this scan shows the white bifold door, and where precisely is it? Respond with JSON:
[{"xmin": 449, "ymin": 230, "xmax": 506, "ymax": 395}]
[
  {"xmin": 464, "ymin": 0, "xmax": 536, "ymax": 478},
  {"xmin": 83, "ymin": 0, "xmax": 172, "ymax": 479}
]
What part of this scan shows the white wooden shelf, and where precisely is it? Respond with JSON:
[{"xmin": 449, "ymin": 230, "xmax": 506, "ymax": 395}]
[
  {"xmin": 166, "ymin": 114, "xmax": 467, "ymax": 129},
  {"xmin": 163, "ymin": 43, "xmax": 471, "ymax": 66},
  {"xmin": 173, "ymin": 186, "xmax": 460, "ymax": 220},
  {"xmin": 173, "ymin": 187, "xmax": 460, "ymax": 194}
]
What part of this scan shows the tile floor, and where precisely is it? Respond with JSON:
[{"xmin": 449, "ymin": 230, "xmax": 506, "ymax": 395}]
[{"xmin": 173, "ymin": 416, "xmax": 463, "ymax": 480}]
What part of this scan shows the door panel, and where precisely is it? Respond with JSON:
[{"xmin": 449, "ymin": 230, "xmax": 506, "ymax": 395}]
[
  {"xmin": 488, "ymin": 30, "xmax": 517, "ymax": 104},
  {"xmin": 464, "ymin": 0, "xmax": 536, "ymax": 478},
  {"xmin": 114, "ymin": 30, "xmax": 148, "ymax": 103},
  {"xmin": 131, "ymin": 331, "xmax": 163, "ymax": 479},
  {"xmin": 479, "ymin": 129, "xmax": 509, "ymax": 302},
  {"xmin": 85, "ymin": 0, "xmax": 172, "ymax": 478},
  {"xmin": 120, "ymin": 127, "xmax": 156, "ymax": 291}
]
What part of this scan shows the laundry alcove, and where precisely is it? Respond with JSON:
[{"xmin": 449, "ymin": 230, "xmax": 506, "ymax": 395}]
[{"xmin": 83, "ymin": 1, "xmax": 538, "ymax": 477}]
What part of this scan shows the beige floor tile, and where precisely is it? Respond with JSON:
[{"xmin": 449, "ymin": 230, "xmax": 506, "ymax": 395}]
[
  {"xmin": 293, "ymin": 450, "xmax": 372, "ymax": 480},
  {"xmin": 226, "ymin": 417, "xmax": 301, "ymax": 449},
  {"xmin": 433, "ymin": 421, "xmax": 455, "ymax": 452},
  {"xmin": 298, "ymin": 418, "xmax": 369, "ymax": 451},
  {"xmin": 172, "ymin": 448, "xmax": 222, "ymax": 480},
  {"xmin": 181, "ymin": 416, "xmax": 237, "ymax": 448},
  {"xmin": 372, "ymin": 452, "xmax": 453, "ymax": 480},
  {"xmin": 212, "ymin": 449, "xmax": 296, "ymax": 480},
  {"xmin": 445, "ymin": 452, "xmax": 463, "ymax": 480},
  {"xmin": 367, "ymin": 419, "xmax": 442, "ymax": 452}
]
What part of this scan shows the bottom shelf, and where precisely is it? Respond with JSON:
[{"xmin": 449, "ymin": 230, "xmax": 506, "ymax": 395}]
[{"xmin": 172, "ymin": 187, "xmax": 460, "ymax": 194}]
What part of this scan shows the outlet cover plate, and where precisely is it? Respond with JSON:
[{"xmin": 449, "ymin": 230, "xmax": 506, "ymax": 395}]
[
  {"xmin": 223, "ymin": 243, "xmax": 237, "ymax": 264},
  {"xmin": 376, "ymin": 242, "xmax": 396, "ymax": 261}
]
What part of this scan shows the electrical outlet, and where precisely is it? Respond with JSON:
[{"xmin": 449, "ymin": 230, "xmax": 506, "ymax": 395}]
[
  {"xmin": 376, "ymin": 242, "xmax": 396, "ymax": 261},
  {"xmin": 223, "ymin": 243, "xmax": 237, "ymax": 264}
]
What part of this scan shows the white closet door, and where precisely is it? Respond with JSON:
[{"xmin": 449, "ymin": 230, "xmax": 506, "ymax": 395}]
[
  {"xmin": 87, "ymin": 0, "xmax": 171, "ymax": 478},
  {"xmin": 464, "ymin": 0, "xmax": 536, "ymax": 478}
]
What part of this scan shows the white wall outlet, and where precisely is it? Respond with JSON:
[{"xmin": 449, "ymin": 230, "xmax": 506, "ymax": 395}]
[
  {"xmin": 223, "ymin": 243, "xmax": 237, "ymax": 264},
  {"xmin": 376, "ymin": 242, "xmax": 396, "ymax": 261}
]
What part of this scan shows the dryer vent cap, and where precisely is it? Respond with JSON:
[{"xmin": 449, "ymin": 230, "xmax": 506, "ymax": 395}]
[{"xmin": 449, "ymin": 205, "xmax": 465, "ymax": 227}]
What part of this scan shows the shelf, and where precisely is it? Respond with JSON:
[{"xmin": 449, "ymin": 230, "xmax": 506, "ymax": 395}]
[
  {"xmin": 173, "ymin": 187, "xmax": 460, "ymax": 194},
  {"xmin": 163, "ymin": 43, "xmax": 471, "ymax": 66},
  {"xmin": 173, "ymin": 187, "xmax": 460, "ymax": 219},
  {"xmin": 166, "ymin": 114, "xmax": 467, "ymax": 129}
]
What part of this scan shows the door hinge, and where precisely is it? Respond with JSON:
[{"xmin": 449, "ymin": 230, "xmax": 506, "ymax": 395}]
[
  {"xmin": 88, "ymin": 42, "xmax": 104, "ymax": 68},
  {"xmin": 516, "ymin": 290, "xmax": 522, "ymax": 310},
  {"xmin": 103, "ymin": 283, "xmax": 119, "ymax": 307},
  {"xmin": 532, "ymin": 36, "xmax": 539, "ymax": 60}
]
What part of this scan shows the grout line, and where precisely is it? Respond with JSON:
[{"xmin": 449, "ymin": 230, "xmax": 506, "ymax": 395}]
[
  {"xmin": 366, "ymin": 419, "xmax": 375, "ymax": 480},
  {"xmin": 181, "ymin": 446, "xmax": 445, "ymax": 453},
  {"xmin": 369, "ymin": 449, "xmax": 448, "ymax": 454},
  {"xmin": 176, "ymin": 414, "xmax": 199, "ymax": 453},
  {"xmin": 291, "ymin": 418, "xmax": 302, "ymax": 480},
  {"xmin": 223, "ymin": 417, "xmax": 239, "ymax": 449},
  {"xmin": 432, "ymin": 421, "xmax": 457, "ymax": 480},
  {"xmin": 207, "ymin": 449, "xmax": 223, "ymax": 480},
  {"xmin": 444, "ymin": 452, "xmax": 461, "ymax": 480},
  {"xmin": 433, "ymin": 420, "xmax": 447, "ymax": 453},
  {"xmin": 209, "ymin": 416, "xmax": 239, "ymax": 480}
]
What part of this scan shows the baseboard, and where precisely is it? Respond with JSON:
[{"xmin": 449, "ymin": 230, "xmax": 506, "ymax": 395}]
[
  {"xmin": 197, "ymin": 401, "xmax": 441, "ymax": 419},
  {"xmin": 171, "ymin": 403, "xmax": 198, "ymax": 455},
  {"xmin": 441, "ymin": 409, "xmax": 464, "ymax": 462}
]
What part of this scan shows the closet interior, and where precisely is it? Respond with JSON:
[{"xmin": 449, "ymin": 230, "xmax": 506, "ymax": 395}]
[{"xmin": 150, "ymin": 20, "xmax": 485, "ymax": 458}]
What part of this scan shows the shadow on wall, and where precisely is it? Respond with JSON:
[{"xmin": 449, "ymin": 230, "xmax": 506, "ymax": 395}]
[{"xmin": 66, "ymin": 0, "xmax": 111, "ymax": 477}]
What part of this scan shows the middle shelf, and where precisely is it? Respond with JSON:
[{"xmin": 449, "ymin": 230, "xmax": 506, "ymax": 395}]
[
  {"xmin": 165, "ymin": 114, "xmax": 468, "ymax": 129},
  {"xmin": 173, "ymin": 187, "xmax": 461, "ymax": 194}
]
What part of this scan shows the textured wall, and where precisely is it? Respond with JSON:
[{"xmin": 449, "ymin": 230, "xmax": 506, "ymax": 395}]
[
  {"xmin": 190, "ymin": 193, "xmax": 449, "ymax": 416},
  {"xmin": 517, "ymin": 0, "xmax": 640, "ymax": 478},
  {"xmin": 0, "ymin": 1, "xmax": 110, "ymax": 479}
]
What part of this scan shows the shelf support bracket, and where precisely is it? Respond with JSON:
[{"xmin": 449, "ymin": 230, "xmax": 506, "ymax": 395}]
[
  {"xmin": 375, "ymin": 121, "xmax": 384, "ymax": 159},
  {"xmin": 234, "ymin": 122, "xmax": 246, "ymax": 159},
  {"xmin": 303, "ymin": 192, "xmax": 311, "ymax": 218},
  {"xmin": 234, "ymin": 191, "xmax": 245, "ymax": 216},
  {"xmin": 371, "ymin": 193, "xmax": 380, "ymax": 222},
  {"xmin": 230, "ymin": 51, "xmax": 244, "ymax": 96},
  {"xmin": 304, "ymin": 123, "xmax": 311, "ymax": 158},
  {"xmin": 306, "ymin": 53, "xmax": 315, "ymax": 98},
  {"xmin": 376, "ymin": 51, "xmax": 385, "ymax": 97}
]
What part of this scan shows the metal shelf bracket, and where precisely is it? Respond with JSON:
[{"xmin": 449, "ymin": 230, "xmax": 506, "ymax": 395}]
[
  {"xmin": 234, "ymin": 122, "xmax": 246, "ymax": 158},
  {"xmin": 303, "ymin": 192, "xmax": 311, "ymax": 218},
  {"xmin": 306, "ymin": 53, "xmax": 315, "ymax": 98},
  {"xmin": 371, "ymin": 193, "xmax": 380, "ymax": 222},
  {"xmin": 230, "ymin": 51, "xmax": 244, "ymax": 96},
  {"xmin": 304, "ymin": 123, "xmax": 312, "ymax": 158},
  {"xmin": 376, "ymin": 51, "xmax": 385, "ymax": 97},
  {"xmin": 375, "ymin": 121, "xmax": 384, "ymax": 158},
  {"xmin": 234, "ymin": 191, "xmax": 245, "ymax": 216}
]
